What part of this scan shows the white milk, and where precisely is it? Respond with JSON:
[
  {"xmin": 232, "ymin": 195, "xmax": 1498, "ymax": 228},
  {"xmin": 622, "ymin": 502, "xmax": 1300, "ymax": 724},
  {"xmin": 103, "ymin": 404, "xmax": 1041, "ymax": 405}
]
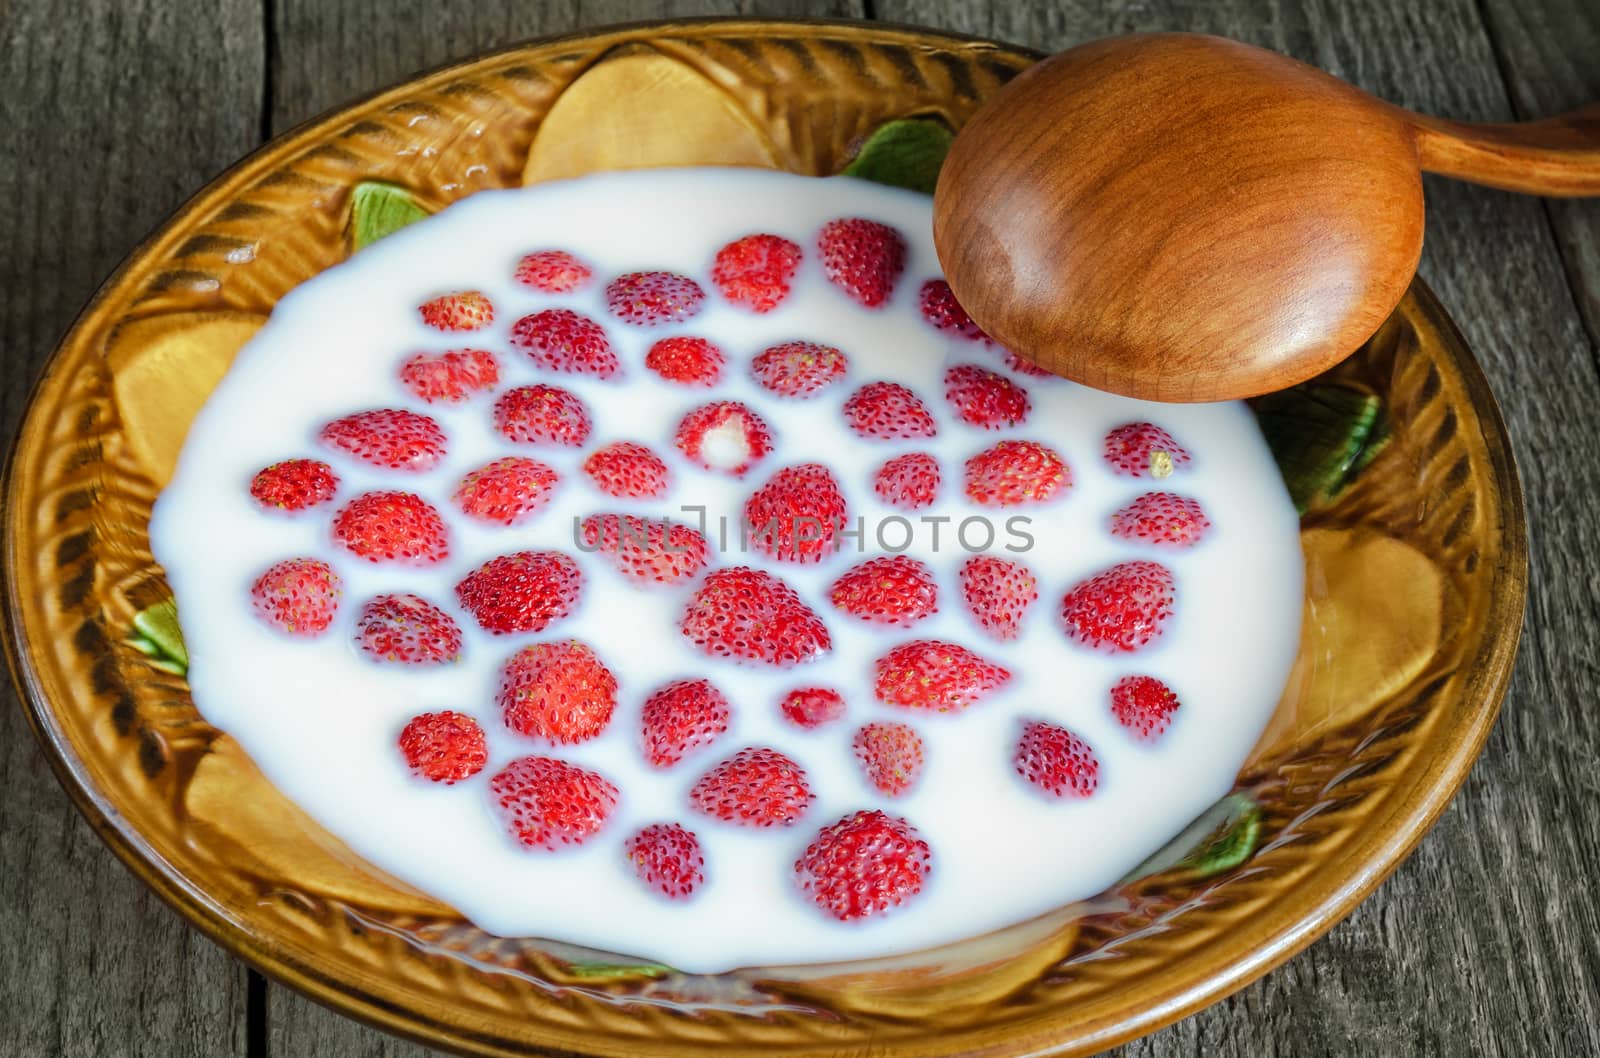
[{"xmin": 151, "ymin": 169, "xmax": 1303, "ymax": 973}]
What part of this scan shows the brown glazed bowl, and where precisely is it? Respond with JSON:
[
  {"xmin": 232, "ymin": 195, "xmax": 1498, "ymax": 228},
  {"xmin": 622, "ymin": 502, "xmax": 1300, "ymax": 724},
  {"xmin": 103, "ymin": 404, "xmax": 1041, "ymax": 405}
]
[{"xmin": 1, "ymin": 18, "xmax": 1525, "ymax": 1058}]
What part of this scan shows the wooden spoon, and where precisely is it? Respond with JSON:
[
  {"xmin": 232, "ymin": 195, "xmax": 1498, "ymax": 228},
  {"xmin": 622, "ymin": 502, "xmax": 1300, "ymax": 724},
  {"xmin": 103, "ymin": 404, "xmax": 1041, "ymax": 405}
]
[{"xmin": 933, "ymin": 33, "xmax": 1600, "ymax": 402}]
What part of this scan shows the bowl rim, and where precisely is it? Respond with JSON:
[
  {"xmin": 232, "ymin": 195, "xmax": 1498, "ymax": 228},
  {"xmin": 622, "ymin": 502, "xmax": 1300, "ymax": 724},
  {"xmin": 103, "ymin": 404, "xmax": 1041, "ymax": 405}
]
[{"xmin": 0, "ymin": 15, "xmax": 1527, "ymax": 1057}]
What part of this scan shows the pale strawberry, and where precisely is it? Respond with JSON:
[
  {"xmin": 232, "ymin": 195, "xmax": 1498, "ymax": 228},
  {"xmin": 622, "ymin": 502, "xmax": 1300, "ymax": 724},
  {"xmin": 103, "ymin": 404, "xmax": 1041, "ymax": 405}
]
[
  {"xmin": 645, "ymin": 336, "xmax": 724, "ymax": 387},
  {"xmin": 605, "ymin": 270, "xmax": 706, "ymax": 326},
  {"xmin": 1060, "ymin": 560, "xmax": 1176, "ymax": 653},
  {"xmin": 680, "ymin": 567, "xmax": 832, "ymax": 667},
  {"xmin": 399, "ymin": 348, "xmax": 500, "ymax": 403},
  {"xmin": 1103, "ymin": 422, "xmax": 1193, "ymax": 478},
  {"xmin": 794, "ymin": 810, "xmax": 930, "ymax": 921},
  {"xmin": 625, "ymin": 823, "xmax": 705, "ymax": 899},
  {"xmin": 853, "ymin": 722, "xmax": 925, "ymax": 797},
  {"xmin": 250, "ymin": 558, "xmax": 341, "ymax": 636},
  {"xmin": 818, "ymin": 218, "xmax": 906, "ymax": 308},
  {"xmin": 744, "ymin": 463, "xmax": 848, "ymax": 564},
  {"xmin": 1002, "ymin": 349, "xmax": 1054, "ymax": 378},
  {"xmin": 689, "ymin": 747, "xmax": 813, "ymax": 827},
  {"xmin": 873, "ymin": 453, "xmax": 941, "ymax": 510},
  {"xmin": 493, "ymin": 384, "xmax": 592, "ymax": 447},
  {"xmin": 842, "ymin": 381, "xmax": 938, "ymax": 440},
  {"xmin": 331, "ymin": 491, "xmax": 450, "ymax": 565},
  {"xmin": 1110, "ymin": 675, "xmax": 1181, "ymax": 741},
  {"xmin": 873, "ymin": 639, "xmax": 1010, "ymax": 712},
  {"xmin": 510, "ymin": 308, "xmax": 618, "ymax": 378},
  {"xmin": 640, "ymin": 678, "xmax": 730, "ymax": 768},
  {"xmin": 1109, "ymin": 492, "xmax": 1211, "ymax": 547},
  {"xmin": 489, "ymin": 755, "xmax": 618, "ymax": 850},
  {"xmin": 750, "ymin": 341, "xmax": 849, "ymax": 398},
  {"xmin": 674, "ymin": 401, "xmax": 773, "ymax": 476},
  {"xmin": 455, "ymin": 550, "xmax": 583, "ymax": 635},
  {"xmin": 712, "ymin": 233, "xmax": 802, "ymax": 313},
  {"xmin": 319, "ymin": 408, "xmax": 446, "ymax": 471},
  {"xmin": 829, "ymin": 555, "xmax": 938, "ymax": 626},
  {"xmin": 944, "ymin": 364, "xmax": 1030, "ymax": 429},
  {"xmin": 778, "ymin": 687, "xmax": 846, "ymax": 729},
  {"xmin": 578, "ymin": 514, "xmax": 709, "ymax": 585},
  {"xmin": 918, "ymin": 278, "xmax": 990, "ymax": 342},
  {"xmin": 354, "ymin": 593, "xmax": 463, "ymax": 665},
  {"xmin": 418, "ymin": 291, "xmax": 494, "ymax": 332},
  {"xmin": 514, "ymin": 249, "xmax": 593, "ymax": 292},
  {"xmin": 1014, "ymin": 720, "xmax": 1100, "ymax": 798},
  {"xmin": 250, "ymin": 458, "xmax": 338, "ymax": 512},
  {"xmin": 497, "ymin": 641, "xmax": 616, "ymax": 743},
  {"xmin": 958, "ymin": 556, "xmax": 1038, "ymax": 641},
  {"xmin": 454, "ymin": 457, "xmax": 560, "ymax": 526},
  {"xmin": 399, "ymin": 711, "xmax": 487, "ymax": 784},
  {"xmin": 583, "ymin": 441, "xmax": 669, "ymax": 499},
  {"xmin": 964, "ymin": 440, "xmax": 1070, "ymax": 506}
]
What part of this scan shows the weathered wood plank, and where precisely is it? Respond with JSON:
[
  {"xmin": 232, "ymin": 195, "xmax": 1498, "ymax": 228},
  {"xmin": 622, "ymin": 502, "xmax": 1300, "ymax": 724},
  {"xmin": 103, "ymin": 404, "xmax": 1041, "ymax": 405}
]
[
  {"xmin": 879, "ymin": 2, "xmax": 1600, "ymax": 1056},
  {"xmin": 0, "ymin": 1, "xmax": 262, "ymax": 1056}
]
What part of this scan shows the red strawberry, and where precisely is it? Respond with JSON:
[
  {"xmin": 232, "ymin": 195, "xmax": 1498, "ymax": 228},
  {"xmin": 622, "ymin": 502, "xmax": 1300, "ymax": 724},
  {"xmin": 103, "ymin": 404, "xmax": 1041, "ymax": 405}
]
[
  {"xmin": 689, "ymin": 747, "xmax": 813, "ymax": 827},
  {"xmin": 918, "ymin": 278, "xmax": 990, "ymax": 342},
  {"xmin": 675, "ymin": 401, "xmax": 773, "ymax": 476},
  {"xmin": 829, "ymin": 555, "xmax": 938, "ymax": 626},
  {"xmin": 873, "ymin": 453, "xmax": 941, "ymax": 510},
  {"xmin": 510, "ymin": 309, "xmax": 618, "ymax": 378},
  {"xmin": 456, "ymin": 551, "xmax": 583, "ymax": 635},
  {"xmin": 744, "ymin": 463, "xmax": 848, "ymax": 564},
  {"xmin": 853, "ymin": 722, "xmax": 925, "ymax": 797},
  {"xmin": 794, "ymin": 810, "xmax": 930, "ymax": 921},
  {"xmin": 640, "ymin": 678, "xmax": 730, "ymax": 768},
  {"xmin": 1060, "ymin": 560, "xmax": 1176, "ymax": 653},
  {"xmin": 1002, "ymin": 349, "xmax": 1053, "ymax": 378},
  {"xmin": 1014, "ymin": 720, "xmax": 1100, "ymax": 798},
  {"xmin": 1110, "ymin": 491, "xmax": 1210, "ymax": 547},
  {"xmin": 493, "ymin": 384, "xmax": 592, "ymax": 447},
  {"xmin": 489, "ymin": 756, "xmax": 618, "ymax": 850},
  {"xmin": 578, "ymin": 514, "xmax": 709, "ymax": 585},
  {"xmin": 399, "ymin": 348, "xmax": 500, "ymax": 403},
  {"xmin": 818, "ymin": 218, "xmax": 907, "ymax": 308},
  {"xmin": 958, "ymin": 556, "xmax": 1038, "ymax": 641},
  {"xmin": 454, "ymin": 457, "xmax": 560, "ymax": 526},
  {"xmin": 1110, "ymin": 675, "xmax": 1181, "ymax": 741},
  {"xmin": 964, "ymin": 440, "xmax": 1070, "ymax": 506},
  {"xmin": 331, "ymin": 491, "xmax": 450, "ymax": 565},
  {"xmin": 419, "ymin": 291, "xmax": 494, "ymax": 332},
  {"xmin": 873, "ymin": 640, "xmax": 1010, "ymax": 712},
  {"xmin": 250, "ymin": 558, "xmax": 341, "ymax": 636},
  {"xmin": 625, "ymin": 823, "xmax": 705, "ymax": 899},
  {"xmin": 944, "ymin": 364, "xmax": 1030, "ymax": 429},
  {"xmin": 1103, "ymin": 422, "xmax": 1193, "ymax": 478},
  {"xmin": 645, "ymin": 336, "xmax": 724, "ymax": 387},
  {"xmin": 583, "ymin": 442, "xmax": 669, "ymax": 499},
  {"xmin": 399, "ymin": 711, "xmax": 487, "ymax": 784},
  {"xmin": 250, "ymin": 458, "xmax": 338, "ymax": 512},
  {"xmin": 750, "ymin": 341, "xmax": 849, "ymax": 398},
  {"xmin": 355, "ymin": 593, "xmax": 462, "ymax": 664},
  {"xmin": 320, "ymin": 408, "xmax": 446, "ymax": 471},
  {"xmin": 779, "ymin": 687, "xmax": 846, "ymax": 729},
  {"xmin": 712, "ymin": 233, "xmax": 802, "ymax": 312},
  {"xmin": 497, "ymin": 641, "xmax": 616, "ymax": 743},
  {"xmin": 842, "ymin": 381, "xmax": 938, "ymax": 440},
  {"xmin": 680, "ymin": 567, "xmax": 832, "ymax": 667},
  {"xmin": 605, "ymin": 271, "xmax": 706, "ymax": 326},
  {"xmin": 514, "ymin": 249, "xmax": 593, "ymax": 292}
]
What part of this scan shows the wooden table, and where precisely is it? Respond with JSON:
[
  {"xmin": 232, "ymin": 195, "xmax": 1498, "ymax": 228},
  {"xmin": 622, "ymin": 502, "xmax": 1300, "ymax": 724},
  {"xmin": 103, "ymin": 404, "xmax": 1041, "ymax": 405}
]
[{"xmin": 3, "ymin": 2, "xmax": 1597, "ymax": 1055}]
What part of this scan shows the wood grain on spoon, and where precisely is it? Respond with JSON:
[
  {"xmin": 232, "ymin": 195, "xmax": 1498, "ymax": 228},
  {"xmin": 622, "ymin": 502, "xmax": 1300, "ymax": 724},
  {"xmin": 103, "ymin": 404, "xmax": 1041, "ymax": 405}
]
[{"xmin": 934, "ymin": 33, "xmax": 1600, "ymax": 402}]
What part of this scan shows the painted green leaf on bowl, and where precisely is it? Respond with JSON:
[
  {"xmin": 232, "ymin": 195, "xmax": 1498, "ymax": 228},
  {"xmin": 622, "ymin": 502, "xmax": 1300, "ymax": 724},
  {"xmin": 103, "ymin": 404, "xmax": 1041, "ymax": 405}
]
[
  {"xmin": 349, "ymin": 181, "xmax": 430, "ymax": 252},
  {"xmin": 1120, "ymin": 792, "xmax": 1263, "ymax": 884},
  {"xmin": 1255, "ymin": 383, "xmax": 1391, "ymax": 513},
  {"xmin": 841, "ymin": 119, "xmax": 955, "ymax": 195},
  {"xmin": 563, "ymin": 960, "xmax": 674, "ymax": 981},
  {"xmin": 129, "ymin": 598, "xmax": 188, "ymax": 675}
]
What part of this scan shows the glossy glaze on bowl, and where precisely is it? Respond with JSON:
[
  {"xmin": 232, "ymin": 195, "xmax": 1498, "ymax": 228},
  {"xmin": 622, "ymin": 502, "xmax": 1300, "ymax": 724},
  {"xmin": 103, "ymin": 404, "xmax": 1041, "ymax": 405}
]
[{"xmin": 0, "ymin": 19, "xmax": 1524, "ymax": 1058}]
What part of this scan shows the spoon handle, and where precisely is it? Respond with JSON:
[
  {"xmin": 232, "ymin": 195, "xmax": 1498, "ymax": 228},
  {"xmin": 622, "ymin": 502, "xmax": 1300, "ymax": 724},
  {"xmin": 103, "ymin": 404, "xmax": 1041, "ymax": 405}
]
[{"xmin": 1404, "ymin": 103, "xmax": 1600, "ymax": 197}]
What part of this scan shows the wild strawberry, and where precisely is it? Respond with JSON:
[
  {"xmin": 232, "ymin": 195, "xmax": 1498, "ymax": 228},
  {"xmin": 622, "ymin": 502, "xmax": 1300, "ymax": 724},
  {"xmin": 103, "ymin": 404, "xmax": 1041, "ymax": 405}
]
[
  {"xmin": 583, "ymin": 441, "xmax": 669, "ymax": 499},
  {"xmin": 779, "ymin": 687, "xmax": 846, "ymax": 729},
  {"xmin": 873, "ymin": 639, "xmax": 1010, "ymax": 711},
  {"xmin": 750, "ymin": 341, "xmax": 849, "ymax": 398},
  {"xmin": 1110, "ymin": 492, "xmax": 1211, "ymax": 547},
  {"xmin": 1103, "ymin": 422, "xmax": 1192, "ymax": 478},
  {"xmin": 873, "ymin": 453, "xmax": 941, "ymax": 510},
  {"xmin": 675, "ymin": 401, "xmax": 773, "ymax": 476},
  {"xmin": 964, "ymin": 440, "xmax": 1069, "ymax": 506},
  {"xmin": 355, "ymin": 593, "xmax": 462, "ymax": 664},
  {"xmin": 853, "ymin": 722, "xmax": 925, "ymax": 797},
  {"xmin": 514, "ymin": 249, "xmax": 593, "ymax": 292},
  {"xmin": 689, "ymin": 747, "xmax": 813, "ymax": 827},
  {"xmin": 320, "ymin": 408, "xmax": 446, "ymax": 471},
  {"xmin": 578, "ymin": 514, "xmax": 709, "ymax": 585},
  {"xmin": 918, "ymin": 279, "xmax": 990, "ymax": 342},
  {"xmin": 712, "ymin": 233, "xmax": 802, "ymax": 313},
  {"xmin": 510, "ymin": 309, "xmax": 618, "ymax": 378},
  {"xmin": 829, "ymin": 555, "xmax": 938, "ymax": 626},
  {"xmin": 645, "ymin": 336, "xmax": 724, "ymax": 387},
  {"xmin": 818, "ymin": 218, "xmax": 906, "ymax": 308},
  {"xmin": 744, "ymin": 463, "xmax": 847, "ymax": 564},
  {"xmin": 456, "ymin": 550, "xmax": 583, "ymax": 634},
  {"xmin": 1014, "ymin": 720, "xmax": 1100, "ymax": 798},
  {"xmin": 640, "ymin": 678, "xmax": 730, "ymax": 768},
  {"xmin": 250, "ymin": 458, "xmax": 338, "ymax": 512},
  {"xmin": 945, "ymin": 364, "xmax": 1029, "ymax": 429},
  {"xmin": 489, "ymin": 756, "xmax": 618, "ymax": 850},
  {"xmin": 842, "ymin": 381, "xmax": 938, "ymax": 440},
  {"xmin": 680, "ymin": 567, "xmax": 832, "ymax": 667},
  {"xmin": 605, "ymin": 271, "xmax": 706, "ymax": 326},
  {"xmin": 794, "ymin": 810, "xmax": 930, "ymax": 921},
  {"xmin": 497, "ymin": 641, "xmax": 616, "ymax": 743},
  {"xmin": 1002, "ymin": 349, "xmax": 1053, "ymax": 378},
  {"xmin": 958, "ymin": 556, "xmax": 1038, "ymax": 641},
  {"xmin": 399, "ymin": 711, "xmax": 487, "ymax": 784},
  {"xmin": 418, "ymin": 291, "xmax": 494, "ymax": 332},
  {"xmin": 250, "ymin": 558, "xmax": 340, "ymax": 635},
  {"xmin": 493, "ymin": 384, "xmax": 592, "ymax": 447},
  {"xmin": 454, "ymin": 457, "xmax": 560, "ymax": 526},
  {"xmin": 1110, "ymin": 675, "xmax": 1181, "ymax": 741},
  {"xmin": 331, "ymin": 491, "xmax": 449, "ymax": 565},
  {"xmin": 1060, "ymin": 560, "xmax": 1176, "ymax": 653},
  {"xmin": 625, "ymin": 823, "xmax": 705, "ymax": 899},
  {"xmin": 399, "ymin": 348, "xmax": 500, "ymax": 403}
]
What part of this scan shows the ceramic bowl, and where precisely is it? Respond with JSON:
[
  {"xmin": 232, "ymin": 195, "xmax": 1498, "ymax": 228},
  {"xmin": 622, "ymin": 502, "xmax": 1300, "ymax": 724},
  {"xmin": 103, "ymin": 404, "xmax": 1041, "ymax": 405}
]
[{"xmin": 0, "ymin": 18, "xmax": 1525, "ymax": 1057}]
